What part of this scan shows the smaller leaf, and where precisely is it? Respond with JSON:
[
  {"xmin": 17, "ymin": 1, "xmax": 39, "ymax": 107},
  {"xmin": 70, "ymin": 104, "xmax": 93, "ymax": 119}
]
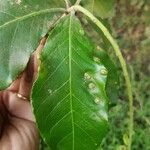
[
  {"xmin": 0, "ymin": 0, "xmax": 65, "ymax": 90},
  {"xmin": 82, "ymin": 0, "xmax": 115, "ymax": 19},
  {"xmin": 88, "ymin": 18, "xmax": 112, "ymax": 50},
  {"xmin": 94, "ymin": 48, "xmax": 119, "ymax": 107}
]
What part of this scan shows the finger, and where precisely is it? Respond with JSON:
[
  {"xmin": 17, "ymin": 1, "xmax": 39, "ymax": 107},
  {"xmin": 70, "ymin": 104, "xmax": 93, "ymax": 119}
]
[
  {"xmin": 2, "ymin": 91, "xmax": 35, "ymax": 122},
  {"xmin": 18, "ymin": 54, "xmax": 37, "ymax": 99},
  {"xmin": 0, "ymin": 93, "xmax": 8, "ymax": 137},
  {"xmin": 7, "ymin": 75, "xmax": 22, "ymax": 92},
  {"xmin": 18, "ymin": 37, "xmax": 46, "ymax": 99}
]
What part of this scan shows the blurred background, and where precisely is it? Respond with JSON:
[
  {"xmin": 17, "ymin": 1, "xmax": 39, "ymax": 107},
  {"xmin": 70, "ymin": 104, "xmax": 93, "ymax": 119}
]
[
  {"xmin": 41, "ymin": 0, "xmax": 150, "ymax": 149},
  {"xmin": 101, "ymin": 0, "xmax": 150, "ymax": 149}
]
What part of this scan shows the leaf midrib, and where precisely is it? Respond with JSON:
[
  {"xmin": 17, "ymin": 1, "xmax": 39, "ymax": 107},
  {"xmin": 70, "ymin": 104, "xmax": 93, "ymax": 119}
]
[
  {"xmin": 0, "ymin": 8, "xmax": 65, "ymax": 29},
  {"xmin": 69, "ymin": 14, "xmax": 75, "ymax": 150}
]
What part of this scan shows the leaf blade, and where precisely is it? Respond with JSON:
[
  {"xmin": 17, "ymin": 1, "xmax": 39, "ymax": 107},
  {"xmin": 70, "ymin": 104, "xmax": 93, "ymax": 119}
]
[
  {"xmin": 82, "ymin": 0, "xmax": 115, "ymax": 19},
  {"xmin": 32, "ymin": 14, "xmax": 109, "ymax": 150},
  {"xmin": 0, "ymin": 0, "xmax": 65, "ymax": 89}
]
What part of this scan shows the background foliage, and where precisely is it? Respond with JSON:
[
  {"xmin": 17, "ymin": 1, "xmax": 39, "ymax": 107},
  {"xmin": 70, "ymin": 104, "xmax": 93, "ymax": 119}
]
[
  {"xmin": 40, "ymin": 0, "xmax": 150, "ymax": 149},
  {"xmin": 101, "ymin": 0, "xmax": 150, "ymax": 149}
]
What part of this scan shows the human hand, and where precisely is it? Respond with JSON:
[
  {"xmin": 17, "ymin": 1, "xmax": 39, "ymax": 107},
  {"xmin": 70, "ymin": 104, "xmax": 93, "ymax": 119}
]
[
  {"xmin": 0, "ymin": 53, "xmax": 39, "ymax": 150},
  {"xmin": 0, "ymin": 38, "xmax": 46, "ymax": 150}
]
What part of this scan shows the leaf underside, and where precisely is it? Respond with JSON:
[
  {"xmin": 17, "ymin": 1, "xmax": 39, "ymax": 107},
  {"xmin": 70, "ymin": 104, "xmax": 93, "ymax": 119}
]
[
  {"xmin": 32, "ymin": 14, "xmax": 109, "ymax": 150},
  {"xmin": 0, "ymin": 0, "xmax": 64, "ymax": 90}
]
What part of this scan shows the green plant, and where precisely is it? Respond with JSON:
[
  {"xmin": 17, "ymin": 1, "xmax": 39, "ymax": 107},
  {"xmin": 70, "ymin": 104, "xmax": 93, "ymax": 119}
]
[{"xmin": 0, "ymin": 0, "xmax": 134, "ymax": 149}]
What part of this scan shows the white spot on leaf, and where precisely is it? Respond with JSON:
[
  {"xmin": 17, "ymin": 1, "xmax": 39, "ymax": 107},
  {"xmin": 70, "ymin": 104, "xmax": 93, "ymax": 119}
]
[
  {"xmin": 79, "ymin": 29, "xmax": 84, "ymax": 35},
  {"xmin": 88, "ymin": 83, "xmax": 96, "ymax": 90},
  {"xmin": 94, "ymin": 97, "xmax": 101, "ymax": 104},
  {"xmin": 48, "ymin": 89, "xmax": 52, "ymax": 94},
  {"xmin": 84, "ymin": 72, "xmax": 91, "ymax": 80},
  {"xmin": 100, "ymin": 68, "xmax": 108, "ymax": 75},
  {"xmin": 93, "ymin": 57, "xmax": 100, "ymax": 63}
]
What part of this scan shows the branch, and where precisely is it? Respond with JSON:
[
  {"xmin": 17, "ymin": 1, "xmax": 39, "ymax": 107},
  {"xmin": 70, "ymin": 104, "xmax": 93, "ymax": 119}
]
[{"xmin": 73, "ymin": 5, "xmax": 134, "ymax": 150}]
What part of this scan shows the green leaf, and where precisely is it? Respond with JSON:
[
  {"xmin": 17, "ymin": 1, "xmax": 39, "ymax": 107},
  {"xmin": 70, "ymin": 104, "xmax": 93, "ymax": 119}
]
[
  {"xmin": 88, "ymin": 17, "xmax": 112, "ymax": 50},
  {"xmin": 94, "ymin": 48, "xmax": 119, "ymax": 106},
  {"xmin": 32, "ymin": 14, "xmax": 109, "ymax": 150},
  {"xmin": 0, "ymin": 0, "xmax": 65, "ymax": 90},
  {"xmin": 82, "ymin": 0, "xmax": 115, "ymax": 19}
]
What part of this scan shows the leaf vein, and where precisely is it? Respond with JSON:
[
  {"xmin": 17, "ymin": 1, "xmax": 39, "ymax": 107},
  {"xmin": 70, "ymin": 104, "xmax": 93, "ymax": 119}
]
[
  {"xmin": 35, "ymin": 56, "xmax": 68, "ymax": 94},
  {"xmin": 49, "ymin": 111, "xmax": 72, "ymax": 136},
  {"xmin": 0, "ymin": 8, "xmax": 65, "ymax": 29},
  {"xmin": 48, "ymin": 93, "xmax": 70, "ymax": 118},
  {"xmin": 48, "ymin": 39, "xmax": 69, "ymax": 59},
  {"xmin": 45, "ymin": 94, "xmax": 70, "ymax": 123},
  {"xmin": 74, "ymin": 123, "xmax": 96, "ymax": 144},
  {"xmin": 73, "ymin": 95, "xmax": 104, "ymax": 121},
  {"xmin": 69, "ymin": 14, "xmax": 75, "ymax": 150},
  {"xmin": 57, "ymin": 132, "xmax": 72, "ymax": 146},
  {"xmin": 0, "ymin": 11, "xmax": 16, "ymax": 18},
  {"xmin": 71, "ymin": 58, "xmax": 84, "ymax": 71}
]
